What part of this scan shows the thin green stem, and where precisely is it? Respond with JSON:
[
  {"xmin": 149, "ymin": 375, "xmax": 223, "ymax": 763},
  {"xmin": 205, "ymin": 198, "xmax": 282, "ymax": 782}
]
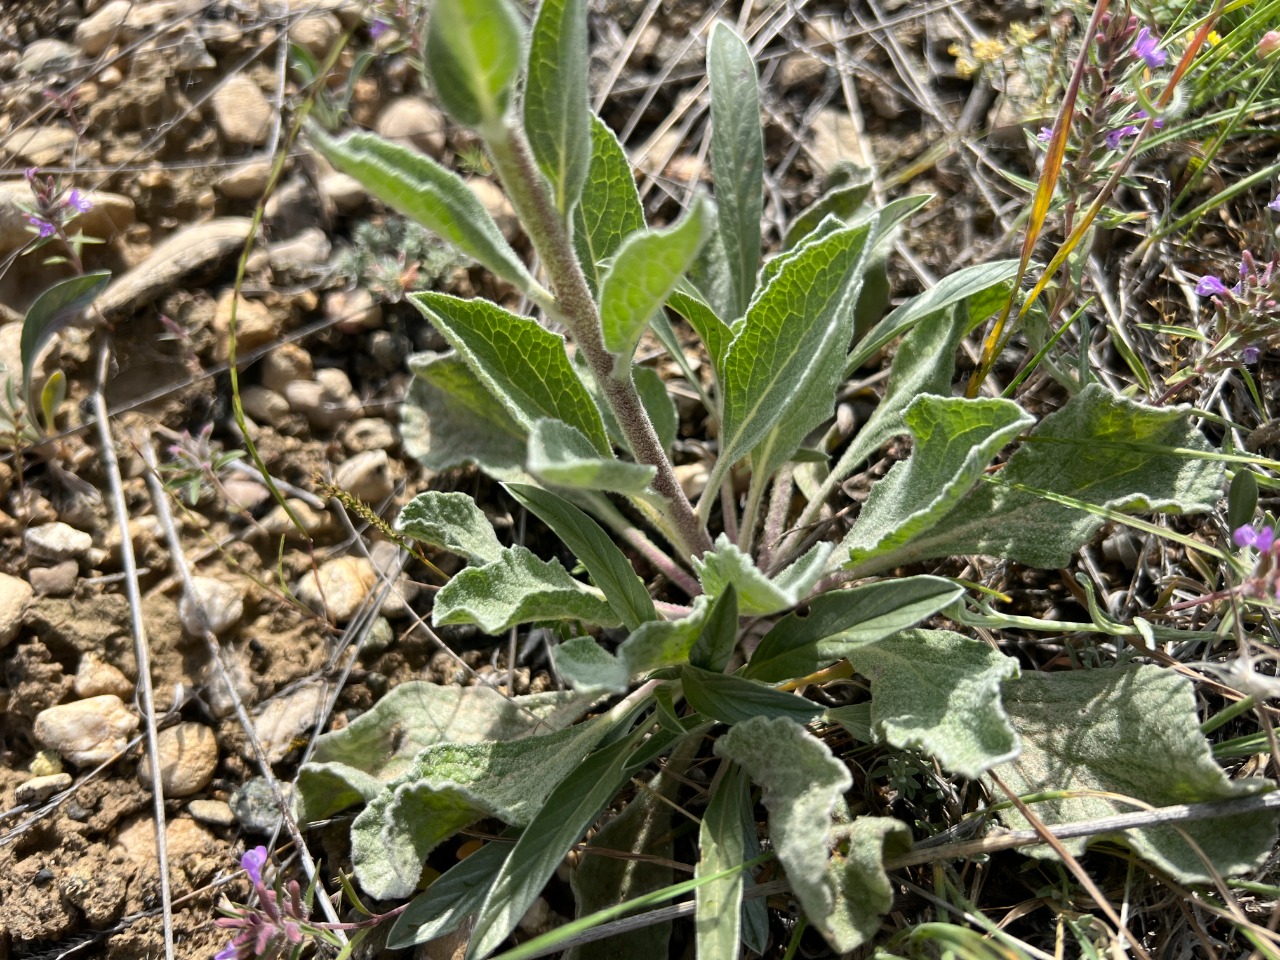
[{"xmin": 483, "ymin": 120, "xmax": 711, "ymax": 560}]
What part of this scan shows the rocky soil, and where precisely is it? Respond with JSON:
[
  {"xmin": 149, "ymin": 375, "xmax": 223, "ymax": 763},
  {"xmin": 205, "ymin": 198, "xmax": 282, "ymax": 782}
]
[{"xmin": 0, "ymin": 0, "xmax": 1031, "ymax": 956}]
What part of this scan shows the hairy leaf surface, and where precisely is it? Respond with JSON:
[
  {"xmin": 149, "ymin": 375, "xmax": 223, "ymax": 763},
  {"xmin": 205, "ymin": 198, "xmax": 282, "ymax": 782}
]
[{"xmin": 396, "ymin": 491, "xmax": 505, "ymax": 565}]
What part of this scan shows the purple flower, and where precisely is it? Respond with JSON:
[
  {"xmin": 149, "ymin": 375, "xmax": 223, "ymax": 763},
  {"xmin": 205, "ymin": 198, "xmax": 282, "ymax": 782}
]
[
  {"xmin": 26, "ymin": 215, "xmax": 54, "ymax": 238},
  {"xmin": 1133, "ymin": 109, "xmax": 1165, "ymax": 130},
  {"xmin": 369, "ymin": 17, "xmax": 389, "ymax": 39},
  {"xmin": 1196, "ymin": 275, "xmax": 1229, "ymax": 297},
  {"xmin": 66, "ymin": 189, "xmax": 91, "ymax": 213},
  {"xmin": 1105, "ymin": 124, "xmax": 1140, "ymax": 149},
  {"xmin": 1244, "ymin": 345, "xmax": 1261, "ymax": 364},
  {"xmin": 1234, "ymin": 525, "xmax": 1276, "ymax": 551},
  {"xmin": 1133, "ymin": 27, "xmax": 1167, "ymax": 68},
  {"xmin": 1037, "ymin": 126, "xmax": 1053, "ymax": 143},
  {"xmin": 241, "ymin": 845, "xmax": 269, "ymax": 886},
  {"xmin": 1268, "ymin": 197, "xmax": 1280, "ymax": 213},
  {"xmin": 214, "ymin": 942, "xmax": 238, "ymax": 960}
]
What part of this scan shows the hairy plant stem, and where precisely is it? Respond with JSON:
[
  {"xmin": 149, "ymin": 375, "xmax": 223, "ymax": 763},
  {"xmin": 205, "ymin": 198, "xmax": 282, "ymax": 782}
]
[{"xmin": 483, "ymin": 120, "xmax": 712, "ymax": 561}]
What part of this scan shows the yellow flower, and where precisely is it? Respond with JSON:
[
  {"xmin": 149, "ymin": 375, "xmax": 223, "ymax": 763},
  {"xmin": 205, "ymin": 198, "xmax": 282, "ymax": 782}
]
[
  {"xmin": 1008, "ymin": 22, "xmax": 1036, "ymax": 46},
  {"xmin": 971, "ymin": 38, "xmax": 1008, "ymax": 62}
]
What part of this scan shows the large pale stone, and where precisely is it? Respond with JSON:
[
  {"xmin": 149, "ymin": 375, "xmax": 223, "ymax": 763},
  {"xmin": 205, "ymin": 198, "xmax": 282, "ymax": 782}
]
[
  {"xmin": 0, "ymin": 571, "xmax": 32, "ymax": 647},
  {"xmin": 34, "ymin": 696, "xmax": 139, "ymax": 767},
  {"xmin": 211, "ymin": 76, "xmax": 273, "ymax": 147},
  {"xmin": 137, "ymin": 722, "xmax": 218, "ymax": 797}
]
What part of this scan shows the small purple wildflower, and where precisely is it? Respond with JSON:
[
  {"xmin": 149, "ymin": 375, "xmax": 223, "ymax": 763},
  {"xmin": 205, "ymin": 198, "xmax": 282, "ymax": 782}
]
[
  {"xmin": 1133, "ymin": 27, "xmax": 1167, "ymax": 68},
  {"xmin": 1234, "ymin": 525, "xmax": 1276, "ymax": 552},
  {"xmin": 1037, "ymin": 126, "xmax": 1053, "ymax": 143},
  {"xmin": 1244, "ymin": 345, "xmax": 1261, "ymax": 364},
  {"xmin": 1105, "ymin": 124, "xmax": 1140, "ymax": 149},
  {"xmin": 66, "ymin": 189, "xmax": 91, "ymax": 213},
  {"xmin": 241, "ymin": 845, "xmax": 269, "ymax": 886},
  {"xmin": 369, "ymin": 17, "xmax": 389, "ymax": 39},
  {"xmin": 1133, "ymin": 109, "xmax": 1165, "ymax": 130},
  {"xmin": 1268, "ymin": 197, "xmax": 1280, "ymax": 213},
  {"xmin": 26, "ymin": 215, "xmax": 54, "ymax": 238},
  {"xmin": 1196, "ymin": 275, "xmax": 1230, "ymax": 297},
  {"xmin": 214, "ymin": 942, "xmax": 238, "ymax": 960}
]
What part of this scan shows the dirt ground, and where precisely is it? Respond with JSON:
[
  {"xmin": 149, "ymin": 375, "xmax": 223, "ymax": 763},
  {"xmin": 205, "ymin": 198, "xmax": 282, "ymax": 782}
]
[{"xmin": 0, "ymin": 0, "xmax": 1048, "ymax": 956}]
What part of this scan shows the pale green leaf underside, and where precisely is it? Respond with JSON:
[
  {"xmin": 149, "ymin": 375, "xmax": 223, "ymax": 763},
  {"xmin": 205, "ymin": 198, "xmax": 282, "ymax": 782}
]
[
  {"xmin": 554, "ymin": 636, "xmax": 630, "ymax": 693},
  {"xmin": 426, "ymin": 0, "xmax": 524, "ymax": 128},
  {"xmin": 402, "ymin": 351, "xmax": 527, "ymax": 478},
  {"xmin": 308, "ymin": 127, "xmax": 531, "ymax": 291},
  {"xmin": 396, "ymin": 490, "xmax": 505, "ymax": 565},
  {"xmin": 600, "ymin": 201, "xmax": 707, "ymax": 359},
  {"xmin": 714, "ymin": 717, "xmax": 908, "ymax": 951},
  {"xmin": 841, "ymin": 395, "xmax": 1033, "ymax": 570},
  {"xmin": 694, "ymin": 534, "xmax": 831, "ymax": 616},
  {"xmin": 746, "ymin": 575, "xmax": 965, "ymax": 683},
  {"xmin": 696, "ymin": 763, "xmax": 752, "ymax": 960},
  {"xmin": 848, "ymin": 384, "xmax": 1223, "ymax": 575},
  {"xmin": 995, "ymin": 665, "xmax": 1277, "ymax": 883},
  {"xmin": 351, "ymin": 718, "xmax": 610, "ymax": 899},
  {"xmin": 524, "ymin": 0, "xmax": 589, "ymax": 216},
  {"xmin": 527, "ymin": 418, "xmax": 655, "ymax": 494},
  {"xmin": 411, "ymin": 292, "xmax": 611, "ymax": 455},
  {"xmin": 433, "ymin": 545, "xmax": 620, "ymax": 633},
  {"xmin": 851, "ymin": 629, "xmax": 1020, "ymax": 779},
  {"xmin": 574, "ymin": 115, "xmax": 646, "ymax": 296},
  {"xmin": 708, "ymin": 21, "xmax": 763, "ymax": 320},
  {"xmin": 295, "ymin": 683, "xmax": 596, "ymax": 822}
]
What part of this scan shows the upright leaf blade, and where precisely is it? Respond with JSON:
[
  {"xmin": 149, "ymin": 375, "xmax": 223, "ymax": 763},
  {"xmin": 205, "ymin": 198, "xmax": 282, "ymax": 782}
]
[
  {"xmin": 505, "ymin": 482, "xmax": 657, "ymax": 629},
  {"xmin": 695, "ymin": 763, "xmax": 752, "ymax": 960},
  {"xmin": 309, "ymin": 127, "xmax": 534, "ymax": 292},
  {"xmin": 21, "ymin": 271, "xmax": 111, "ymax": 395},
  {"xmin": 524, "ymin": 0, "xmax": 589, "ymax": 216},
  {"xmin": 708, "ymin": 22, "xmax": 764, "ymax": 319},
  {"xmin": 600, "ymin": 201, "xmax": 707, "ymax": 359},
  {"xmin": 411, "ymin": 292, "xmax": 611, "ymax": 455},
  {"xmin": 574, "ymin": 115, "xmax": 646, "ymax": 296},
  {"xmin": 426, "ymin": 0, "xmax": 525, "ymax": 129},
  {"xmin": 389, "ymin": 840, "xmax": 512, "ymax": 948}
]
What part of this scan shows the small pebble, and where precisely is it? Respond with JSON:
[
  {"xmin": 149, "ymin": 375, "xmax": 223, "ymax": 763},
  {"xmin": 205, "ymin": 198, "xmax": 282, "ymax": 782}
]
[
  {"xmin": 211, "ymin": 75, "xmax": 273, "ymax": 146},
  {"xmin": 254, "ymin": 683, "xmax": 326, "ymax": 763},
  {"xmin": 230, "ymin": 777, "xmax": 292, "ymax": 834},
  {"xmin": 16, "ymin": 772, "xmax": 72, "ymax": 805},
  {"xmin": 324, "ymin": 287, "xmax": 382, "ymax": 333},
  {"xmin": 187, "ymin": 798, "xmax": 235, "ymax": 827},
  {"xmin": 374, "ymin": 96, "xmax": 446, "ymax": 156},
  {"xmin": 24, "ymin": 522, "xmax": 93, "ymax": 562},
  {"xmin": 333, "ymin": 449, "xmax": 394, "ymax": 503},
  {"xmin": 268, "ymin": 227, "xmax": 332, "ymax": 272},
  {"xmin": 259, "ymin": 342, "xmax": 314, "ymax": 394},
  {"xmin": 321, "ymin": 172, "xmax": 366, "ymax": 213},
  {"xmin": 239, "ymin": 385, "xmax": 290, "ymax": 424},
  {"xmin": 138, "ymin": 722, "xmax": 219, "ymax": 797},
  {"xmin": 0, "ymin": 570, "xmax": 32, "ymax": 646},
  {"xmin": 73, "ymin": 653, "xmax": 133, "ymax": 699},
  {"xmin": 216, "ymin": 157, "xmax": 272, "ymax": 200},
  {"xmin": 341, "ymin": 417, "xmax": 398, "ymax": 453},
  {"xmin": 179, "ymin": 576, "xmax": 245, "ymax": 637},
  {"xmin": 30, "ymin": 560, "xmax": 79, "ymax": 596},
  {"xmin": 256, "ymin": 499, "xmax": 332, "ymax": 537},
  {"xmin": 295, "ymin": 556, "xmax": 377, "ymax": 623},
  {"xmin": 33, "ymin": 695, "xmax": 139, "ymax": 767}
]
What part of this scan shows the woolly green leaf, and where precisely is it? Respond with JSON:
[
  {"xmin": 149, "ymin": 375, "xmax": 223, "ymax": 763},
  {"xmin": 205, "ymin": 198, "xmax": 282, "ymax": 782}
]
[
  {"xmin": 574, "ymin": 115, "xmax": 646, "ymax": 296},
  {"xmin": 708, "ymin": 22, "xmax": 763, "ymax": 319},
  {"xmin": 600, "ymin": 201, "xmax": 708, "ymax": 359},
  {"xmin": 426, "ymin": 0, "xmax": 524, "ymax": 129},
  {"xmin": 847, "ymin": 385, "xmax": 1224, "ymax": 576},
  {"xmin": 396, "ymin": 491, "xmax": 505, "ymax": 565},
  {"xmin": 351, "ymin": 717, "xmax": 612, "ymax": 899},
  {"xmin": 389, "ymin": 839, "xmax": 511, "ymax": 948},
  {"xmin": 465, "ymin": 720, "xmax": 680, "ymax": 959},
  {"xmin": 554, "ymin": 636, "xmax": 628, "ymax": 694},
  {"xmin": 616, "ymin": 596, "xmax": 711, "ymax": 675},
  {"xmin": 746, "ymin": 575, "xmax": 964, "ymax": 683},
  {"xmin": 693, "ymin": 534, "xmax": 831, "ymax": 616},
  {"xmin": 713, "ymin": 224, "xmax": 872, "ymax": 499},
  {"xmin": 783, "ymin": 168, "xmax": 873, "ymax": 249},
  {"xmin": 505, "ymin": 482, "xmax": 657, "ymax": 629},
  {"xmin": 667, "ymin": 285, "xmax": 731, "ymax": 380},
  {"xmin": 402, "ymin": 352, "xmax": 527, "ymax": 478},
  {"xmin": 296, "ymin": 683, "xmax": 595, "ymax": 822},
  {"xmin": 695, "ymin": 763, "xmax": 752, "ymax": 960},
  {"xmin": 411, "ymin": 292, "xmax": 611, "ymax": 455},
  {"xmin": 714, "ymin": 717, "xmax": 910, "ymax": 951},
  {"xmin": 527, "ymin": 418, "xmax": 655, "ymax": 494},
  {"xmin": 841, "ymin": 395, "xmax": 1033, "ymax": 571},
  {"xmin": 850, "ymin": 629, "xmax": 1020, "ymax": 778},
  {"xmin": 682, "ymin": 666, "xmax": 824, "ymax": 725},
  {"xmin": 995, "ymin": 665, "xmax": 1278, "ymax": 883},
  {"xmin": 309, "ymin": 127, "xmax": 532, "ymax": 291},
  {"xmin": 433, "ymin": 545, "xmax": 620, "ymax": 633},
  {"xmin": 524, "ymin": 0, "xmax": 589, "ymax": 216}
]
